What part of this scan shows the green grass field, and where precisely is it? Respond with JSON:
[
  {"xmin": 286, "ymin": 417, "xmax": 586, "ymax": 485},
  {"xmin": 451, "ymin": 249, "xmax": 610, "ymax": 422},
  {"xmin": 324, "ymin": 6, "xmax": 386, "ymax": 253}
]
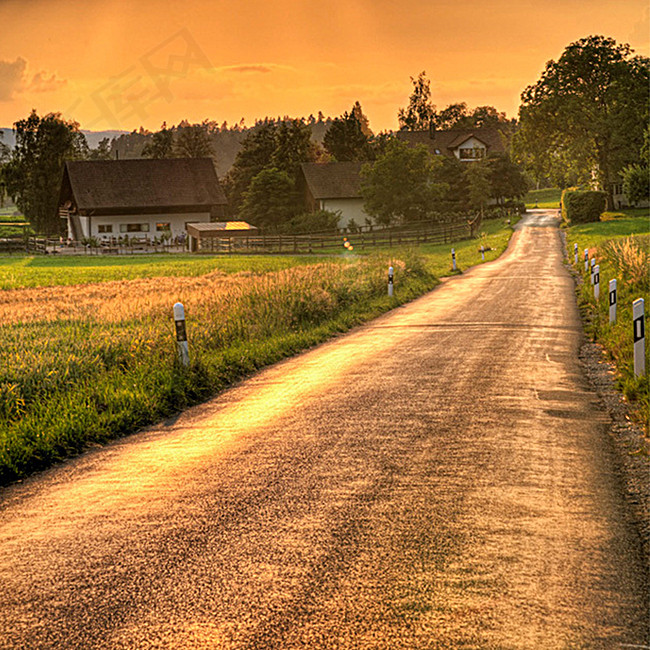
[
  {"xmin": 0, "ymin": 220, "xmax": 518, "ymax": 484},
  {"xmin": 565, "ymin": 209, "xmax": 649, "ymax": 433},
  {"xmin": 524, "ymin": 188, "xmax": 562, "ymax": 208}
]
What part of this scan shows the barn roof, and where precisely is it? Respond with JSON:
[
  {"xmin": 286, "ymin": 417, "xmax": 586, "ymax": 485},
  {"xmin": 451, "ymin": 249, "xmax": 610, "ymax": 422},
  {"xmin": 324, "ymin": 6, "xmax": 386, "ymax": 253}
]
[
  {"xmin": 396, "ymin": 127, "xmax": 507, "ymax": 157},
  {"xmin": 62, "ymin": 158, "xmax": 228, "ymax": 213},
  {"xmin": 300, "ymin": 162, "xmax": 364, "ymax": 200}
]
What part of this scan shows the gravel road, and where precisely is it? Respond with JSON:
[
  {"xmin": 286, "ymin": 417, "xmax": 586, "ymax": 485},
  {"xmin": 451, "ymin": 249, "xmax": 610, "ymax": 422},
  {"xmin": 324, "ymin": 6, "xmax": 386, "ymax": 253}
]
[{"xmin": 0, "ymin": 211, "xmax": 647, "ymax": 649}]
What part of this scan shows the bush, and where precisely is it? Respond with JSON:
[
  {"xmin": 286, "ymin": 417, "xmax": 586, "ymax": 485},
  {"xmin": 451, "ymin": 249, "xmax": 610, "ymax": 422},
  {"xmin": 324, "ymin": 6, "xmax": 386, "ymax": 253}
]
[
  {"xmin": 561, "ymin": 189, "xmax": 606, "ymax": 223},
  {"xmin": 278, "ymin": 209, "xmax": 341, "ymax": 234}
]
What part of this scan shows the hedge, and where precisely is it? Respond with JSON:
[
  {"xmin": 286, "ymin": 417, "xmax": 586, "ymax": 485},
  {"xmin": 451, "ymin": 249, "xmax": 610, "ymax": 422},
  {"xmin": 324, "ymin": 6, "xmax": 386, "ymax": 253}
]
[{"xmin": 561, "ymin": 189, "xmax": 606, "ymax": 224}]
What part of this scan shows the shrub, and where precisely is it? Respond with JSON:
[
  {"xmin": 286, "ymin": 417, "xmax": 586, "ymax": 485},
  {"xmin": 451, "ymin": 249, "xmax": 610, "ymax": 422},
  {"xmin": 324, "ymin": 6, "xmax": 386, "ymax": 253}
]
[
  {"xmin": 561, "ymin": 189, "xmax": 605, "ymax": 223},
  {"xmin": 278, "ymin": 209, "xmax": 341, "ymax": 234}
]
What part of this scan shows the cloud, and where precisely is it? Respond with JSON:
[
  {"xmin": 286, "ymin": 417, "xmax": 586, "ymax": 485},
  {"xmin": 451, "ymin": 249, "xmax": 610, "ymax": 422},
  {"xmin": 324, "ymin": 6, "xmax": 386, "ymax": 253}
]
[
  {"xmin": 28, "ymin": 71, "xmax": 67, "ymax": 93},
  {"xmin": 0, "ymin": 57, "xmax": 27, "ymax": 101},
  {"xmin": 217, "ymin": 63, "xmax": 295, "ymax": 75},
  {"xmin": 631, "ymin": 7, "xmax": 650, "ymax": 45}
]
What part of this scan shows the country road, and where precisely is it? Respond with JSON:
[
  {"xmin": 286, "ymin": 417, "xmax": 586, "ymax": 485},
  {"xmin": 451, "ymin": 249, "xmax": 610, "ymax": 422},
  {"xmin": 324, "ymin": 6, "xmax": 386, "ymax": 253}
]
[{"xmin": 0, "ymin": 211, "xmax": 648, "ymax": 649}]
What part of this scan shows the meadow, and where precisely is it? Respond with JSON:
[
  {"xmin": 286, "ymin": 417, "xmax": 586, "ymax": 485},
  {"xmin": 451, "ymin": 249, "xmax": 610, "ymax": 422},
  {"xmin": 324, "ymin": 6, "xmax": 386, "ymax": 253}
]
[
  {"xmin": 0, "ymin": 218, "xmax": 516, "ymax": 484},
  {"xmin": 565, "ymin": 209, "xmax": 650, "ymax": 432},
  {"xmin": 524, "ymin": 188, "xmax": 562, "ymax": 208}
]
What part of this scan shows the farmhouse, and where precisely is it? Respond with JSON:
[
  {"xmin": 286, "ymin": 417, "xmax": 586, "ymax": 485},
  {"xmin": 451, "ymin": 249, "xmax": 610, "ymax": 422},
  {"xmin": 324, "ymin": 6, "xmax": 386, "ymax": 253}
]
[
  {"xmin": 58, "ymin": 158, "xmax": 228, "ymax": 242},
  {"xmin": 299, "ymin": 161, "xmax": 369, "ymax": 229},
  {"xmin": 397, "ymin": 126, "xmax": 508, "ymax": 161}
]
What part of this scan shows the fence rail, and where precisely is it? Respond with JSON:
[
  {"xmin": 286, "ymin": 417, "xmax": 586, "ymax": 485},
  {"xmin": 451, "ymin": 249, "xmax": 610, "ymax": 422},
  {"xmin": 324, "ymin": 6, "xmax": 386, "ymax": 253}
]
[{"xmin": 196, "ymin": 220, "xmax": 475, "ymax": 254}]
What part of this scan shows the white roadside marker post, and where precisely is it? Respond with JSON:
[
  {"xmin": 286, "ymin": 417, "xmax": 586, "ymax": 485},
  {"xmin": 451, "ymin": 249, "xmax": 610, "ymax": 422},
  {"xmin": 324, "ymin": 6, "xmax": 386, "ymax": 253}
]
[
  {"xmin": 173, "ymin": 302, "xmax": 190, "ymax": 367},
  {"xmin": 481, "ymin": 245, "xmax": 485, "ymax": 261},
  {"xmin": 590, "ymin": 257, "xmax": 596, "ymax": 284},
  {"xmin": 609, "ymin": 279, "xmax": 617, "ymax": 324},
  {"xmin": 574, "ymin": 243, "xmax": 578, "ymax": 265},
  {"xmin": 633, "ymin": 298, "xmax": 645, "ymax": 377},
  {"xmin": 451, "ymin": 248, "xmax": 457, "ymax": 271},
  {"xmin": 593, "ymin": 264, "xmax": 600, "ymax": 300},
  {"xmin": 388, "ymin": 265, "xmax": 394, "ymax": 297},
  {"xmin": 584, "ymin": 249, "xmax": 589, "ymax": 272}
]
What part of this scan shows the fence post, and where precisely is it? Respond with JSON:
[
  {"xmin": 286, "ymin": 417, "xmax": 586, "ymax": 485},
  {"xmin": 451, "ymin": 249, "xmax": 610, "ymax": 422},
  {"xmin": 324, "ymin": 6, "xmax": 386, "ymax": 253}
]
[
  {"xmin": 609, "ymin": 279, "xmax": 617, "ymax": 324},
  {"xmin": 173, "ymin": 302, "xmax": 190, "ymax": 367},
  {"xmin": 633, "ymin": 298, "xmax": 645, "ymax": 377}
]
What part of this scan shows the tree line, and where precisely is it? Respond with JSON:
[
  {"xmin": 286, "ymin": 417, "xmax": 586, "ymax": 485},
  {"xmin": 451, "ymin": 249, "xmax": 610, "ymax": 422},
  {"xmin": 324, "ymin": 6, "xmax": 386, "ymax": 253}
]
[{"xmin": 1, "ymin": 34, "xmax": 647, "ymax": 235}]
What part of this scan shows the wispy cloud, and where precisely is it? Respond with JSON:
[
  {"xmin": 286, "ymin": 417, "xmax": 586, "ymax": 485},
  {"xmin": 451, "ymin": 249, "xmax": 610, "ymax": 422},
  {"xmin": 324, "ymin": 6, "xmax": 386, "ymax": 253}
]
[
  {"xmin": 0, "ymin": 57, "xmax": 27, "ymax": 101},
  {"xmin": 27, "ymin": 71, "xmax": 67, "ymax": 93},
  {"xmin": 217, "ymin": 63, "xmax": 295, "ymax": 75}
]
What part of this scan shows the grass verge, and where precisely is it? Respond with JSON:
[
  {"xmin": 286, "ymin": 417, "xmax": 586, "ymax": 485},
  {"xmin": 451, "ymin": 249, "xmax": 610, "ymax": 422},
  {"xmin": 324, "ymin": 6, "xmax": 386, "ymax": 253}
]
[
  {"xmin": 0, "ymin": 221, "xmax": 517, "ymax": 484},
  {"xmin": 524, "ymin": 188, "xmax": 561, "ymax": 209},
  {"xmin": 564, "ymin": 209, "xmax": 650, "ymax": 433}
]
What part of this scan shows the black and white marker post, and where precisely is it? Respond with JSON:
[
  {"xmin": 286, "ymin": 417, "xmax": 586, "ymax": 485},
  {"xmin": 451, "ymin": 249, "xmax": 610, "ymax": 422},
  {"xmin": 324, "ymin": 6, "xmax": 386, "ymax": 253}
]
[
  {"xmin": 451, "ymin": 248, "xmax": 457, "ymax": 271},
  {"xmin": 633, "ymin": 298, "xmax": 645, "ymax": 377},
  {"xmin": 481, "ymin": 245, "xmax": 485, "ymax": 261},
  {"xmin": 388, "ymin": 265, "xmax": 394, "ymax": 297},
  {"xmin": 584, "ymin": 248, "xmax": 589, "ymax": 272},
  {"xmin": 574, "ymin": 243, "xmax": 578, "ymax": 265},
  {"xmin": 593, "ymin": 264, "xmax": 600, "ymax": 300},
  {"xmin": 609, "ymin": 279, "xmax": 617, "ymax": 324},
  {"xmin": 173, "ymin": 302, "xmax": 190, "ymax": 367},
  {"xmin": 590, "ymin": 257, "xmax": 596, "ymax": 284}
]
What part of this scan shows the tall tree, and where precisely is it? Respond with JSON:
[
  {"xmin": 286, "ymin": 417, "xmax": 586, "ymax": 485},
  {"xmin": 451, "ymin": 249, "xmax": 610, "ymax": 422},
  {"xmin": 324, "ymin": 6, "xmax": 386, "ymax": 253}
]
[
  {"xmin": 485, "ymin": 155, "xmax": 529, "ymax": 204},
  {"xmin": 142, "ymin": 123, "xmax": 174, "ymax": 159},
  {"xmin": 225, "ymin": 122, "xmax": 279, "ymax": 213},
  {"xmin": 398, "ymin": 71, "xmax": 436, "ymax": 131},
  {"xmin": 464, "ymin": 161, "xmax": 491, "ymax": 217},
  {"xmin": 516, "ymin": 35, "xmax": 649, "ymax": 206},
  {"xmin": 239, "ymin": 167, "xmax": 298, "ymax": 231},
  {"xmin": 174, "ymin": 124, "xmax": 215, "ymax": 158},
  {"xmin": 323, "ymin": 104, "xmax": 372, "ymax": 161},
  {"xmin": 270, "ymin": 119, "xmax": 319, "ymax": 177},
  {"xmin": 3, "ymin": 110, "xmax": 87, "ymax": 234},
  {"xmin": 361, "ymin": 139, "xmax": 446, "ymax": 225}
]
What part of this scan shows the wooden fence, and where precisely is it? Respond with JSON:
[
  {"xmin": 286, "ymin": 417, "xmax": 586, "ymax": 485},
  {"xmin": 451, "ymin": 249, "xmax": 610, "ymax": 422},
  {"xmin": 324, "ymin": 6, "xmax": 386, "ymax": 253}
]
[{"xmin": 196, "ymin": 219, "xmax": 475, "ymax": 254}]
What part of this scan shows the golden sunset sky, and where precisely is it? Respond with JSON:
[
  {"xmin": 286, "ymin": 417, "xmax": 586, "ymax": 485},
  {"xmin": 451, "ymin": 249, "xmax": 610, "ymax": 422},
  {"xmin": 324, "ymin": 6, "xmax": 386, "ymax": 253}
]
[{"xmin": 1, "ymin": 0, "xmax": 648, "ymax": 134}]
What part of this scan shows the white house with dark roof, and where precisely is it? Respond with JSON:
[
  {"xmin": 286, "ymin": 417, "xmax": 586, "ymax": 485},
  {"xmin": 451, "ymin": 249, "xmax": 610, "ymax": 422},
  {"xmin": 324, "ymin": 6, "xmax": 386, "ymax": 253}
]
[
  {"xmin": 397, "ymin": 126, "xmax": 508, "ymax": 161},
  {"xmin": 299, "ymin": 161, "xmax": 369, "ymax": 228},
  {"xmin": 58, "ymin": 158, "xmax": 228, "ymax": 242}
]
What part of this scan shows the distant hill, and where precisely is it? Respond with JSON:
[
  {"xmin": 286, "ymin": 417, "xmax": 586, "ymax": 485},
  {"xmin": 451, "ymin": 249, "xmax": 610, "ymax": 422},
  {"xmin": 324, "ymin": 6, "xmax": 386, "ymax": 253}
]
[{"xmin": 1, "ymin": 128, "xmax": 128, "ymax": 150}]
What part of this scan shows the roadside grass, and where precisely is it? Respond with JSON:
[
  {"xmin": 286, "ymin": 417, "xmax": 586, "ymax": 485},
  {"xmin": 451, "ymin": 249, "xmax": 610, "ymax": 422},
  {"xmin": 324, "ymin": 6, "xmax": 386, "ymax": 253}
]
[
  {"xmin": 0, "ymin": 220, "xmax": 518, "ymax": 484},
  {"xmin": 524, "ymin": 188, "xmax": 561, "ymax": 209},
  {"xmin": 565, "ymin": 210, "xmax": 650, "ymax": 433}
]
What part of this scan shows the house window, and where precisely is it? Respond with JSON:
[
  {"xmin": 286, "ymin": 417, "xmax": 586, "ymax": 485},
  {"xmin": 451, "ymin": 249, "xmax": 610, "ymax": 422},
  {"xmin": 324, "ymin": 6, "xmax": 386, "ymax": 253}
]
[
  {"xmin": 459, "ymin": 147, "xmax": 486, "ymax": 160},
  {"xmin": 119, "ymin": 223, "xmax": 150, "ymax": 233},
  {"xmin": 156, "ymin": 222, "xmax": 171, "ymax": 231},
  {"xmin": 97, "ymin": 224, "xmax": 113, "ymax": 233}
]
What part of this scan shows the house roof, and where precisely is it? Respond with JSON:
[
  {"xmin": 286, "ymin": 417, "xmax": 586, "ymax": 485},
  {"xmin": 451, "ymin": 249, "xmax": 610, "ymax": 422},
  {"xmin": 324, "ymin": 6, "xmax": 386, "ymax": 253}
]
[
  {"xmin": 300, "ymin": 162, "xmax": 364, "ymax": 200},
  {"xmin": 187, "ymin": 221, "xmax": 258, "ymax": 233},
  {"xmin": 396, "ymin": 127, "xmax": 507, "ymax": 157},
  {"xmin": 62, "ymin": 158, "xmax": 228, "ymax": 213}
]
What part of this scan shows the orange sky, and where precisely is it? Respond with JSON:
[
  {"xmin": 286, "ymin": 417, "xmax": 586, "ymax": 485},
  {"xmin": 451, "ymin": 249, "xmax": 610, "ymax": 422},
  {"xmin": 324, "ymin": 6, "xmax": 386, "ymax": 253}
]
[{"xmin": 1, "ymin": 0, "xmax": 648, "ymax": 134}]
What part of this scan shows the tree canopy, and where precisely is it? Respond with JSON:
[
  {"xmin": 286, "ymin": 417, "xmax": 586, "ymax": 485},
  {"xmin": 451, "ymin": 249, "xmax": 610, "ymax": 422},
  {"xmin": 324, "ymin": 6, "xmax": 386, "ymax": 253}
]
[
  {"xmin": 142, "ymin": 123, "xmax": 174, "ymax": 159},
  {"xmin": 361, "ymin": 139, "xmax": 446, "ymax": 225},
  {"xmin": 3, "ymin": 110, "xmax": 88, "ymax": 234},
  {"xmin": 323, "ymin": 103, "xmax": 373, "ymax": 162},
  {"xmin": 239, "ymin": 167, "xmax": 298, "ymax": 231},
  {"xmin": 398, "ymin": 71, "xmax": 436, "ymax": 131},
  {"xmin": 515, "ymin": 35, "xmax": 649, "ymax": 204}
]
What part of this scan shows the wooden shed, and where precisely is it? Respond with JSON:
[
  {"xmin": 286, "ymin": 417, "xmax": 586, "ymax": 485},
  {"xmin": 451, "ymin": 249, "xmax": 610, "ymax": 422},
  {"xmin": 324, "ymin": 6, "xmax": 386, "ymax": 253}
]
[{"xmin": 186, "ymin": 221, "xmax": 258, "ymax": 252}]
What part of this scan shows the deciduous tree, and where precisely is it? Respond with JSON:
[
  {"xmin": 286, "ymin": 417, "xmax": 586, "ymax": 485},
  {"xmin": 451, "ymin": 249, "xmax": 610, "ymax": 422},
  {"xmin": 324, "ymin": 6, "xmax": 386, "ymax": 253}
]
[
  {"xmin": 361, "ymin": 139, "xmax": 446, "ymax": 225},
  {"xmin": 398, "ymin": 71, "xmax": 436, "ymax": 131},
  {"xmin": 239, "ymin": 167, "xmax": 298, "ymax": 231},
  {"xmin": 3, "ymin": 110, "xmax": 87, "ymax": 234},
  {"xmin": 516, "ymin": 35, "xmax": 649, "ymax": 206}
]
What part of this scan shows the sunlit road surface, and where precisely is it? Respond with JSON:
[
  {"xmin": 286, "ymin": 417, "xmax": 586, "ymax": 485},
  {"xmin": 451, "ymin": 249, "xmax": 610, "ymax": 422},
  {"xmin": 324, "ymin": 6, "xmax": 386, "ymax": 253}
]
[{"xmin": 1, "ymin": 212, "xmax": 648, "ymax": 649}]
